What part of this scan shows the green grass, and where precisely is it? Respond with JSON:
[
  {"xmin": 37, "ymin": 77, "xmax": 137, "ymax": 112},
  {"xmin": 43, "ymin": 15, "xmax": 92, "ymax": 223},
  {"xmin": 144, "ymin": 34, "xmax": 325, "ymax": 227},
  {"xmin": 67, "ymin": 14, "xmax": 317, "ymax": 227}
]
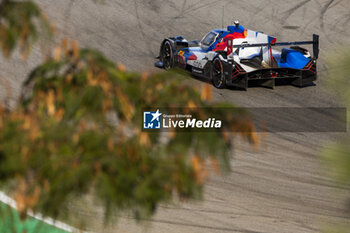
[{"xmin": 0, "ymin": 202, "xmax": 68, "ymax": 233}]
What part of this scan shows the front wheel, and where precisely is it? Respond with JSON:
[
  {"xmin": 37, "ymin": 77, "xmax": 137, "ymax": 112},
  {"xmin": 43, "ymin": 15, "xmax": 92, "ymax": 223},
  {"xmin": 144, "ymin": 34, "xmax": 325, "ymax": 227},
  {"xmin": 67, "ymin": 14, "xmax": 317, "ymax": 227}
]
[
  {"xmin": 211, "ymin": 57, "xmax": 226, "ymax": 89},
  {"xmin": 160, "ymin": 40, "xmax": 174, "ymax": 70}
]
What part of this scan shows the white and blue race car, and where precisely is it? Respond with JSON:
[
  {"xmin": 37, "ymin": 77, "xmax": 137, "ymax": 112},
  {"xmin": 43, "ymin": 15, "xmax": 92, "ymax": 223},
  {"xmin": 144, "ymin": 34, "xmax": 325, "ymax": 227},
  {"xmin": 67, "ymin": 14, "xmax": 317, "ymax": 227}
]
[{"xmin": 155, "ymin": 22, "xmax": 319, "ymax": 90}]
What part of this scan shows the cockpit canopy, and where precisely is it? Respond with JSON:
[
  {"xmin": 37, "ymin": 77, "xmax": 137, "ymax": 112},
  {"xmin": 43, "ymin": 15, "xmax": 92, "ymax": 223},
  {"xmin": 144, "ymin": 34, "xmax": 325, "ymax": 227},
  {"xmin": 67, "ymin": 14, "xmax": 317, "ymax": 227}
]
[{"xmin": 200, "ymin": 31, "xmax": 218, "ymax": 50}]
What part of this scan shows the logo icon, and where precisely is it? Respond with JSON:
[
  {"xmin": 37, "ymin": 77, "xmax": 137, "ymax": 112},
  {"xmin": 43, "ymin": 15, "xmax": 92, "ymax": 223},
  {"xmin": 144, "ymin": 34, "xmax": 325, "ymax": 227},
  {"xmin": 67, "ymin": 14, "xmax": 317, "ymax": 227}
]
[{"xmin": 143, "ymin": 110, "xmax": 162, "ymax": 129}]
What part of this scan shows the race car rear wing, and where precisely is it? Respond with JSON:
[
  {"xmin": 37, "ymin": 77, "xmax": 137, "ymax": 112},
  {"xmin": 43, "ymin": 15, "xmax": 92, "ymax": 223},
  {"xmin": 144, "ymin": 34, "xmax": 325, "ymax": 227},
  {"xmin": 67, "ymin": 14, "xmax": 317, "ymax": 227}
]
[{"xmin": 228, "ymin": 34, "xmax": 319, "ymax": 59}]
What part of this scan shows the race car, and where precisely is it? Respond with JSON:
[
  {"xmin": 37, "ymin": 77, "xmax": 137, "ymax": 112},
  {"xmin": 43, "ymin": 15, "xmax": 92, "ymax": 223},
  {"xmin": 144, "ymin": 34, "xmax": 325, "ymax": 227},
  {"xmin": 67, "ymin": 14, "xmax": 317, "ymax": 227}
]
[{"xmin": 155, "ymin": 22, "xmax": 319, "ymax": 90}]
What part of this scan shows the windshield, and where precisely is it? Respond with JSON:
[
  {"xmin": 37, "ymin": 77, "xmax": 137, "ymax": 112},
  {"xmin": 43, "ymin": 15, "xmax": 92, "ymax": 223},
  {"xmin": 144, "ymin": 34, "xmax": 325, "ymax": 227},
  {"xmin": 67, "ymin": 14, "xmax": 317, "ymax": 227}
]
[{"xmin": 200, "ymin": 31, "xmax": 218, "ymax": 49}]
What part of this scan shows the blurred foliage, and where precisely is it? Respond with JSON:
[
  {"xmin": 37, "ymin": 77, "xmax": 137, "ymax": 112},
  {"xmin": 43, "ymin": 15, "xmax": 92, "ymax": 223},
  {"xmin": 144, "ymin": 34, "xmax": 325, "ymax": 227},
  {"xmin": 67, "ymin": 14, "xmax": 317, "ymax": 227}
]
[
  {"xmin": 327, "ymin": 49, "xmax": 350, "ymax": 112},
  {"xmin": 0, "ymin": 35, "xmax": 257, "ymax": 227},
  {"xmin": 0, "ymin": 0, "xmax": 52, "ymax": 58},
  {"xmin": 0, "ymin": 202, "xmax": 67, "ymax": 233},
  {"xmin": 323, "ymin": 49, "xmax": 350, "ymax": 184},
  {"xmin": 323, "ymin": 48, "xmax": 350, "ymax": 231},
  {"xmin": 322, "ymin": 221, "xmax": 350, "ymax": 233}
]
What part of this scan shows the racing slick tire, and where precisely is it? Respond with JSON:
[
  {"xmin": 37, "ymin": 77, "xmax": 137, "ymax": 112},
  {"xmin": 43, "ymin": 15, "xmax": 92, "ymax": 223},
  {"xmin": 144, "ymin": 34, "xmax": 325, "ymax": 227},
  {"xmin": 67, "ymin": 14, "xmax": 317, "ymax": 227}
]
[
  {"xmin": 160, "ymin": 40, "xmax": 175, "ymax": 70},
  {"xmin": 211, "ymin": 57, "xmax": 226, "ymax": 89}
]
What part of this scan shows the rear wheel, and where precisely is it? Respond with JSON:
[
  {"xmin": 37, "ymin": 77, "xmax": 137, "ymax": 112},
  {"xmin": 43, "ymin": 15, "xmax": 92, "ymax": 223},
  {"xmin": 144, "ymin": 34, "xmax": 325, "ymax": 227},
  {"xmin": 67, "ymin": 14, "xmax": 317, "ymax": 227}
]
[
  {"xmin": 211, "ymin": 57, "xmax": 226, "ymax": 89},
  {"xmin": 160, "ymin": 41, "xmax": 174, "ymax": 70}
]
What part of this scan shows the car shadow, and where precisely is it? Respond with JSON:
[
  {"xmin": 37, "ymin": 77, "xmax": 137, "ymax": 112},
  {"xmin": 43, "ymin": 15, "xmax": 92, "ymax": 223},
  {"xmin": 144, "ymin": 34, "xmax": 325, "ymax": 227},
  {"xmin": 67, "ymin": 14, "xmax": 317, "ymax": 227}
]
[{"xmin": 190, "ymin": 74, "xmax": 316, "ymax": 91}]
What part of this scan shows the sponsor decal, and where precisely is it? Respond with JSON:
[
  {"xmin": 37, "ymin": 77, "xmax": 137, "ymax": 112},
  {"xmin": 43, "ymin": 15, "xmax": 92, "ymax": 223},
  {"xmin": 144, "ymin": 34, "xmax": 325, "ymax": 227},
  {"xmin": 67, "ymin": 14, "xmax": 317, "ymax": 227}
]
[
  {"xmin": 178, "ymin": 50, "xmax": 186, "ymax": 67},
  {"xmin": 192, "ymin": 67, "xmax": 203, "ymax": 74},
  {"xmin": 193, "ymin": 60, "xmax": 203, "ymax": 69}
]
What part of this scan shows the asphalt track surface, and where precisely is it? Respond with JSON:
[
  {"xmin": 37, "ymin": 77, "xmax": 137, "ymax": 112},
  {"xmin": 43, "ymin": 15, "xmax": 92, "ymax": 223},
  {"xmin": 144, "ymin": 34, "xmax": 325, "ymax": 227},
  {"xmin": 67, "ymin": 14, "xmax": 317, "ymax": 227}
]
[{"xmin": 1, "ymin": 0, "xmax": 350, "ymax": 232}]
